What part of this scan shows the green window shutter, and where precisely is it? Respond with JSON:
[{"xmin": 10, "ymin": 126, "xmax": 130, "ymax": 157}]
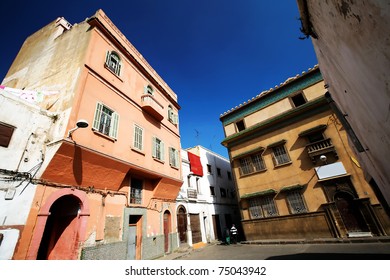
[
  {"xmin": 93, "ymin": 102, "xmax": 103, "ymax": 130},
  {"xmin": 109, "ymin": 111, "xmax": 119, "ymax": 139},
  {"xmin": 169, "ymin": 147, "xmax": 173, "ymax": 165},
  {"xmin": 160, "ymin": 141, "xmax": 165, "ymax": 161},
  {"xmin": 174, "ymin": 148, "xmax": 179, "ymax": 167},
  {"xmin": 105, "ymin": 51, "xmax": 110, "ymax": 66}
]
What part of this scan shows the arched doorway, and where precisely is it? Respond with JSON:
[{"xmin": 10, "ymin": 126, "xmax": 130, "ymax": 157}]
[
  {"xmin": 177, "ymin": 206, "xmax": 187, "ymax": 244},
  {"xmin": 163, "ymin": 211, "xmax": 171, "ymax": 253},
  {"xmin": 334, "ymin": 191, "xmax": 369, "ymax": 234},
  {"xmin": 37, "ymin": 195, "xmax": 81, "ymax": 259}
]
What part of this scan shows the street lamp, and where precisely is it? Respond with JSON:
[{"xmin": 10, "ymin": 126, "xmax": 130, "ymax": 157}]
[{"xmin": 67, "ymin": 119, "xmax": 89, "ymax": 139}]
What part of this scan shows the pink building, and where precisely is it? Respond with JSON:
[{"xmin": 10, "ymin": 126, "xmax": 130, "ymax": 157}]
[{"xmin": 1, "ymin": 10, "xmax": 182, "ymax": 259}]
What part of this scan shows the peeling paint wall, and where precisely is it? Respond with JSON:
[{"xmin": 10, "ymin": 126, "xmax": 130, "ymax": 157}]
[{"xmin": 305, "ymin": 0, "xmax": 390, "ymax": 210}]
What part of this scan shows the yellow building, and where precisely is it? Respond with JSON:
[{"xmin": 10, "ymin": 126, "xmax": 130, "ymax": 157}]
[{"xmin": 220, "ymin": 66, "xmax": 390, "ymax": 241}]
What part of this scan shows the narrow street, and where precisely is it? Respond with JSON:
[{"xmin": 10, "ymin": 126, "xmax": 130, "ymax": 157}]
[{"xmin": 160, "ymin": 241, "xmax": 390, "ymax": 260}]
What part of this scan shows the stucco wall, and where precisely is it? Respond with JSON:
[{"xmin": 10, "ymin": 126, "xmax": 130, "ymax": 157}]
[{"xmin": 306, "ymin": 0, "xmax": 390, "ymax": 209}]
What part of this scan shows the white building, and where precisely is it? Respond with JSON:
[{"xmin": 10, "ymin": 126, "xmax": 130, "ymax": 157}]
[
  {"xmin": 0, "ymin": 88, "xmax": 61, "ymax": 259},
  {"xmin": 176, "ymin": 146, "xmax": 240, "ymax": 247}
]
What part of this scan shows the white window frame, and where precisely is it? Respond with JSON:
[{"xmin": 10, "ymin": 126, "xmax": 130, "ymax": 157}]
[
  {"xmin": 168, "ymin": 105, "xmax": 179, "ymax": 125},
  {"xmin": 169, "ymin": 147, "xmax": 179, "ymax": 168},
  {"xmin": 152, "ymin": 136, "xmax": 165, "ymax": 161},
  {"xmin": 133, "ymin": 124, "xmax": 144, "ymax": 151},
  {"xmin": 92, "ymin": 102, "xmax": 119, "ymax": 139},
  {"xmin": 105, "ymin": 51, "xmax": 122, "ymax": 76}
]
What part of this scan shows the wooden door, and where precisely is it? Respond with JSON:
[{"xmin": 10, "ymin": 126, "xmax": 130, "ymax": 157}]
[{"xmin": 190, "ymin": 214, "xmax": 202, "ymax": 243}]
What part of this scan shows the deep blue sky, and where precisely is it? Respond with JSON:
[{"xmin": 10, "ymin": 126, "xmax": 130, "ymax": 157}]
[{"xmin": 0, "ymin": 0, "xmax": 317, "ymax": 158}]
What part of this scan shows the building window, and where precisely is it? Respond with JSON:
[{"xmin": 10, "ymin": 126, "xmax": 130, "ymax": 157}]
[
  {"xmin": 235, "ymin": 119, "xmax": 246, "ymax": 132},
  {"xmin": 130, "ymin": 178, "xmax": 143, "ymax": 204},
  {"xmin": 217, "ymin": 168, "xmax": 221, "ymax": 177},
  {"xmin": 210, "ymin": 186, "xmax": 215, "ymax": 196},
  {"xmin": 92, "ymin": 102, "xmax": 119, "ymax": 139},
  {"xmin": 207, "ymin": 164, "xmax": 212, "ymax": 174},
  {"xmin": 286, "ymin": 191, "xmax": 308, "ymax": 214},
  {"xmin": 227, "ymin": 171, "xmax": 232, "ymax": 180},
  {"xmin": 133, "ymin": 124, "xmax": 143, "ymax": 151},
  {"xmin": 145, "ymin": 85, "xmax": 154, "ymax": 95},
  {"xmin": 105, "ymin": 51, "xmax": 122, "ymax": 75},
  {"xmin": 169, "ymin": 147, "xmax": 179, "ymax": 168},
  {"xmin": 272, "ymin": 145, "xmax": 291, "ymax": 166},
  {"xmin": 291, "ymin": 92, "xmax": 306, "ymax": 107},
  {"xmin": 248, "ymin": 196, "xmax": 278, "ymax": 218},
  {"xmin": 0, "ymin": 122, "xmax": 15, "ymax": 148},
  {"xmin": 152, "ymin": 137, "xmax": 165, "ymax": 161},
  {"xmin": 238, "ymin": 152, "xmax": 266, "ymax": 176},
  {"xmin": 220, "ymin": 188, "xmax": 227, "ymax": 198},
  {"xmin": 168, "ymin": 105, "xmax": 179, "ymax": 125}
]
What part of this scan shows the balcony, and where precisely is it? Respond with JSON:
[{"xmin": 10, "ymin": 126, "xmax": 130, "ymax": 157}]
[
  {"xmin": 187, "ymin": 189, "xmax": 198, "ymax": 200},
  {"xmin": 141, "ymin": 94, "xmax": 164, "ymax": 121},
  {"xmin": 306, "ymin": 138, "xmax": 338, "ymax": 163}
]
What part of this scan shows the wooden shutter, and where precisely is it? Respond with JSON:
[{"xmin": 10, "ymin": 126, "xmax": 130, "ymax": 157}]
[
  {"xmin": 109, "ymin": 111, "xmax": 119, "ymax": 139},
  {"xmin": 92, "ymin": 102, "xmax": 103, "ymax": 131}
]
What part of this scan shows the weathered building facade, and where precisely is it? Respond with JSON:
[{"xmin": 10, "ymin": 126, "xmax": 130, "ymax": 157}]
[
  {"xmin": 296, "ymin": 0, "xmax": 390, "ymax": 214},
  {"xmin": 220, "ymin": 66, "xmax": 390, "ymax": 241},
  {"xmin": 176, "ymin": 146, "xmax": 240, "ymax": 248},
  {"xmin": 1, "ymin": 10, "xmax": 182, "ymax": 259}
]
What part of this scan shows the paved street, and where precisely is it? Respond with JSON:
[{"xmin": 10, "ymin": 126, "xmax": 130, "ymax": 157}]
[{"xmin": 160, "ymin": 242, "xmax": 390, "ymax": 260}]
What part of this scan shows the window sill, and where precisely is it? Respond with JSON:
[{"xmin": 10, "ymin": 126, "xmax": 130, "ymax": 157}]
[
  {"xmin": 239, "ymin": 168, "xmax": 267, "ymax": 178},
  {"xmin": 170, "ymin": 164, "xmax": 179, "ymax": 170},
  {"xmin": 92, "ymin": 129, "xmax": 116, "ymax": 142},
  {"xmin": 131, "ymin": 147, "xmax": 145, "ymax": 156},
  {"xmin": 153, "ymin": 157, "xmax": 165, "ymax": 164},
  {"xmin": 273, "ymin": 161, "xmax": 292, "ymax": 169}
]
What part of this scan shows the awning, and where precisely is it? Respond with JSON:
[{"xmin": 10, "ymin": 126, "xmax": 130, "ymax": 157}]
[
  {"xmin": 188, "ymin": 152, "xmax": 203, "ymax": 176},
  {"xmin": 280, "ymin": 184, "xmax": 305, "ymax": 192},
  {"xmin": 241, "ymin": 189, "xmax": 276, "ymax": 199},
  {"xmin": 267, "ymin": 139, "xmax": 286, "ymax": 148}
]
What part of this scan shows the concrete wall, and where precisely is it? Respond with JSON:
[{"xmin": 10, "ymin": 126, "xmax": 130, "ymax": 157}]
[
  {"xmin": 81, "ymin": 241, "xmax": 127, "ymax": 260},
  {"xmin": 302, "ymin": 0, "xmax": 390, "ymax": 211}
]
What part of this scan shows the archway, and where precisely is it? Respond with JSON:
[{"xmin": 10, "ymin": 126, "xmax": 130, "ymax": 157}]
[
  {"xmin": 37, "ymin": 195, "xmax": 81, "ymax": 259},
  {"xmin": 27, "ymin": 188, "xmax": 89, "ymax": 260},
  {"xmin": 177, "ymin": 206, "xmax": 187, "ymax": 244},
  {"xmin": 334, "ymin": 191, "xmax": 368, "ymax": 234}
]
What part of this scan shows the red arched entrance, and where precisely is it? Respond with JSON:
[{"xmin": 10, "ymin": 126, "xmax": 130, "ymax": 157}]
[
  {"xmin": 163, "ymin": 211, "xmax": 171, "ymax": 253},
  {"xmin": 27, "ymin": 188, "xmax": 89, "ymax": 260}
]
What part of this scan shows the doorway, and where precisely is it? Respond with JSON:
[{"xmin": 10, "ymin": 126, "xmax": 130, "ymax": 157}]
[
  {"xmin": 127, "ymin": 215, "xmax": 142, "ymax": 260},
  {"xmin": 177, "ymin": 206, "xmax": 187, "ymax": 244},
  {"xmin": 335, "ymin": 191, "xmax": 369, "ymax": 234},
  {"xmin": 163, "ymin": 211, "xmax": 171, "ymax": 253},
  {"xmin": 37, "ymin": 195, "xmax": 81, "ymax": 260}
]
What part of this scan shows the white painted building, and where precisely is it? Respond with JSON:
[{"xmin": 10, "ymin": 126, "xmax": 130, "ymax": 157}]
[
  {"xmin": 176, "ymin": 146, "xmax": 240, "ymax": 247},
  {"xmin": 0, "ymin": 89, "xmax": 60, "ymax": 259}
]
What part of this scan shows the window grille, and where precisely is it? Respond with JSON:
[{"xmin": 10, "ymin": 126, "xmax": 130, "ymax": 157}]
[
  {"xmin": 286, "ymin": 191, "xmax": 307, "ymax": 214},
  {"xmin": 272, "ymin": 145, "xmax": 290, "ymax": 165}
]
